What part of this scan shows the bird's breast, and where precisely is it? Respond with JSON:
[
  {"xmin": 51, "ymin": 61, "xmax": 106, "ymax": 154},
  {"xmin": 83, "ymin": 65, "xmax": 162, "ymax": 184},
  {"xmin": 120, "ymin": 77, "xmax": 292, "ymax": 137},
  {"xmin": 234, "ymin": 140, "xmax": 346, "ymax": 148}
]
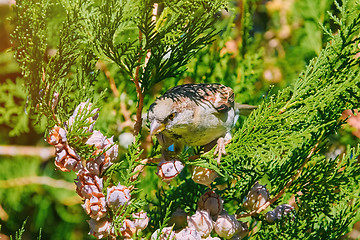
[{"xmin": 164, "ymin": 106, "xmax": 236, "ymax": 146}]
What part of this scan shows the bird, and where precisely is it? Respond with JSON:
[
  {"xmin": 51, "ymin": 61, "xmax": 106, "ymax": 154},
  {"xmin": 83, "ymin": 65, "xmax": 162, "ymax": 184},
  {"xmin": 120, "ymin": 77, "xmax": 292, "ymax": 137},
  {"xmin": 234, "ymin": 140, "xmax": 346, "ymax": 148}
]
[{"xmin": 147, "ymin": 83, "xmax": 256, "ymax": 164}]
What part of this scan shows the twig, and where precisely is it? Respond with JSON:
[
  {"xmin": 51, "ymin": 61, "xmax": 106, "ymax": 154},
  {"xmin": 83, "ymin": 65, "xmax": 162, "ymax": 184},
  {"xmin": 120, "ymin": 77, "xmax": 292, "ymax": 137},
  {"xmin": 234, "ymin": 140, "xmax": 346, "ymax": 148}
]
[
  {"xmin": 130, "ymin": 157, "xmax": 161, "ymax": 182},
  {"xmin": 0, "ymin": 204, "xmax": 8, "ymax": 221},
  {"xmin": 97, "ymin": 60, "xmax": 133, "ymax": 128},
  {"xmin": 0, "ymin": 145, "xmax": 55, "ymax": 160},
  {"xmin": 278, "ymin": 100, "xmax": 298, "ymax": 114},
  {"xmin": 143, "ymin": 3, "xmax": 158, "ymax": 68},
  {"xmin": 237, "ymin": 143, "xmax": 319, "ymax": 218},
  {"xmin": 0, "ymin": 176, "xmax": 76, "ymax": 190},
  {"xmin": 151, "ymin": 3, "xmax": 158, "ymax": 23},
  {"xmin": 129, "ymin": 153, "xmax": 203, "ymax": 183},
  {"xmin": 133, "ymin": 3, "xmax": 158, "ymax": 136},
  {"xmin": 0, "ymin": 176, "xmax": 82, "ymax": 206},
  {"xmin": 96, "ymin": 60, "xmax": 120, "ymax": 98},
  {"xmin": 120, "ymin": 101, "xmax": 133, "ymax": 129},
  {"xmin": 133, "ymin": 30, "xmax": 144, "ymax": 136},
  {"xmin": 130, "ymin": 3, "xmax": 160, "ymax": 181}
]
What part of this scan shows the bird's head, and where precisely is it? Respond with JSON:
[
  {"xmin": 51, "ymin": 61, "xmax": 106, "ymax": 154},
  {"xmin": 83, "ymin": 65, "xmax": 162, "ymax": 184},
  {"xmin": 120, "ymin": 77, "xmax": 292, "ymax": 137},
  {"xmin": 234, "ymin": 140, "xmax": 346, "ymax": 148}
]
[{"xmin": 148, "ymin": 98, "xmax": 179, "ymax": 136}]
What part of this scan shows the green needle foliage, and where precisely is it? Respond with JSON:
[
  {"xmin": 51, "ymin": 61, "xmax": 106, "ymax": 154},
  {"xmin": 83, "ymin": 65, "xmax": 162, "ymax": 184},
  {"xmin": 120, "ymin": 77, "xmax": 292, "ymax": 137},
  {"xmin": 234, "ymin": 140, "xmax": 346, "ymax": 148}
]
[
  {"xmin": 11, "ymin": 0, "xmax": 98, "ymax": 129},
  {"xmin": 104, "ymin": 134, "xmax": 143, "ymax": 188},
  {"xmin": 11, "ymin": 0, "xmax": 48, "ymax": 107},
  {"xmin": 88, "ymin": 0, "xmax": 226, "ymax": 93},
  {"xmin": 193, "ymin": 0, "xmax": 360, "ymax": 238}
]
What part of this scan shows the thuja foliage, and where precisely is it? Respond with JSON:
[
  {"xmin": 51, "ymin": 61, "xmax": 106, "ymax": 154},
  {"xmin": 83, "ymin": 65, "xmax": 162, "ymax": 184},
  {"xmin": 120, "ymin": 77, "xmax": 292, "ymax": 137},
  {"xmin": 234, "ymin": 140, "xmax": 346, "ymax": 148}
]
[
  {"xmin": 11, "ymin": 0, "xmax": 98, "ymax": 127},
  {"xmin": 192, "ymin": 1, "xmax": 360, "ymax": 238},
  {"xmin": 6, "ymin": 220, "xmax": 42, "ymax": 240},
  {"xmin": 4, "ymin": 0, "xmax": 360, "ymax": 239},
  {"xmin": 0, "ymin": 79, "xmax": 29, "ymax": 136},
  {"xmin": 90, "ymin": 0, "xmax": 225, "ymax": 93}
]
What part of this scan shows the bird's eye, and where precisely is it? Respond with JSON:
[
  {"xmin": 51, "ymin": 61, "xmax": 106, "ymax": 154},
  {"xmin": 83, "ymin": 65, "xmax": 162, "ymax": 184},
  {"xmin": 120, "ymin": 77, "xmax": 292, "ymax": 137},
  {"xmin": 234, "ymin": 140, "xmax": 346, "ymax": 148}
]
[{"xmin": 168, "ymin": 113, "xmax": 175, "ymax": 120}]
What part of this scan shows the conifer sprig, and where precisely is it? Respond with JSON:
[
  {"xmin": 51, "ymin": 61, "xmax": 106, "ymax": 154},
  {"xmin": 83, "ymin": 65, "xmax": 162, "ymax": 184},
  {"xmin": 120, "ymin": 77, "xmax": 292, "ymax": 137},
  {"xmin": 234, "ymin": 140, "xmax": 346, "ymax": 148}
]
[
  {"xmin": 104, "ymin": 135, "xmax": 143, "ymax": 188},
  {"xmin": 195, "ymin": 0, "xmax": 360, "ymax": 184},
  {"xmin": 187, "ymin": 0, "xmax": 360, "ymax": 237},
  {"xmin": 11, "ymin": 0, "xmax": 48, "ymax": 109},
  {"xmin": 11, "ymin": 0, "xmax": 94, "ymax": 128}
]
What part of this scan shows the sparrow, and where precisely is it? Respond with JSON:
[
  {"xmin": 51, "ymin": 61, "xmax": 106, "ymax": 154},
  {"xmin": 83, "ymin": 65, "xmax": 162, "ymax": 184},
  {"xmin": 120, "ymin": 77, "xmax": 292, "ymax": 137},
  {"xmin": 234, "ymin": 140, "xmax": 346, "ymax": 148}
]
[{"xmin": 147, "ymin": 83, "xmax": 256, "ymax": 164}]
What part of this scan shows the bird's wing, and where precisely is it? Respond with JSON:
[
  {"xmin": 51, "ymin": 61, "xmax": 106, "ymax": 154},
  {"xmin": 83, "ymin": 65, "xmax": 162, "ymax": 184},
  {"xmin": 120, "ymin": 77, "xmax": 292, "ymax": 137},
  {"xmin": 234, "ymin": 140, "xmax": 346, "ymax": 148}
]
[
  {"xmin": 160, "ymin": 83, "xmax": 235, "ymax": 113},
  {"xmin": 202, "ymin": 84, "xmax": 234, "ymax": 113}
]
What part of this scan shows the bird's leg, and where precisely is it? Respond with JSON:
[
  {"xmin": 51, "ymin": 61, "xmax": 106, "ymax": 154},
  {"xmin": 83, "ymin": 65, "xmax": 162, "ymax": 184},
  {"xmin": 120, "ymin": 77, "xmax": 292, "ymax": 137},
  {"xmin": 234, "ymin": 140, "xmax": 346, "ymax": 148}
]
[
  {"xmin": 213, "ymin": 138, "xmax": 226, "ymax": 165},
  {"xmin": 213, "ymin": 133, "xmax": 232, "ymax": 165}
]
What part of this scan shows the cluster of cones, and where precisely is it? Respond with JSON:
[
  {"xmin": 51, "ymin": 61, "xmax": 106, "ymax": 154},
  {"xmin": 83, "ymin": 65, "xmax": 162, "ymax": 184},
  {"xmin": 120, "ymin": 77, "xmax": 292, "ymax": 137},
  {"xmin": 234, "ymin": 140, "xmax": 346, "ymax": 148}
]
[
  {"xmin": 152, "ymin": 191, "xmax": 248, "ymax": 239},
  {"xmin": 151, "ymin": 182, "xmax": 295, "ymax": 239},
  {"xmin": 46, "ymin": 102, "xmax": 148, "ymax": 239}
]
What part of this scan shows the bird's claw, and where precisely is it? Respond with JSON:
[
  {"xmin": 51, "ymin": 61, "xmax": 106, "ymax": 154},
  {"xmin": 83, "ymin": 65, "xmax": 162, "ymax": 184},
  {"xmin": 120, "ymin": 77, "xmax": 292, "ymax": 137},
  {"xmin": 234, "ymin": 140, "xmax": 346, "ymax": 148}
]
[{"xmin": 214, "ymin": 137, "xmax": 227, "ymax": 165}]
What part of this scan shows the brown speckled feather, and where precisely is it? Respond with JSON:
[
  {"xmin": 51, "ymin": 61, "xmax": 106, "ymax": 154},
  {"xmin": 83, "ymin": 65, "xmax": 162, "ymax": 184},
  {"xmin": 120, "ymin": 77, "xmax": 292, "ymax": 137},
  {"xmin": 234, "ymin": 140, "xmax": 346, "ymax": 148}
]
[
  {"xmin": 202, "ymin": 84, "xmax": 234, "ymax": 113},
  {"xmin": 157, "ymin": 83, "xmax": 234, "ymax": 113}
]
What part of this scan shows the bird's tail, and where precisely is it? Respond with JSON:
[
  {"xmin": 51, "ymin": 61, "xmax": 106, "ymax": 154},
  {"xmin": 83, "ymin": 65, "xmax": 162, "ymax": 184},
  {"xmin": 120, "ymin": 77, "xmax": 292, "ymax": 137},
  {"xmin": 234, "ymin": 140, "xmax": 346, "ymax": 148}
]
[{"xmin": 235, "ymin": 103, "xmax": 257, "ymax": 116}]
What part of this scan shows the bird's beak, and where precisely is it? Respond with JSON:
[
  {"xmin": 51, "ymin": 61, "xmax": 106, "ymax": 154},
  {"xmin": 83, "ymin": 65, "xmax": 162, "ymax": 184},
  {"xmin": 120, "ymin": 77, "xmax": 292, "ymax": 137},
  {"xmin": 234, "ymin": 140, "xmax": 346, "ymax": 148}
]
[{"xmin": 150, "ymin": 120, "xmax": 165, "ymax": 136}]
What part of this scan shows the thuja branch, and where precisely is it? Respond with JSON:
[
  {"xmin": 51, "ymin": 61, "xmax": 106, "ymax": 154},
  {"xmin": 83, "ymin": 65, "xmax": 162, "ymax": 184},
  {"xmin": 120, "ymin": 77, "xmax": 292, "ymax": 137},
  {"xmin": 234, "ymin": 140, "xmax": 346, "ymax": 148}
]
[
  {"xmin": 133, "ymin": 30, "xmax": 144, "ymax": 136},
  {"xmin": 0, "ymin": 176, "xmax": 76, "ymax": 191},
  {"xmin": 143, "ymin": 3, "xmax": 158, "ymax": 68},
  {"xmin": 98, "ymin": 60, "xmax": 135, "ymax": 130},
  {"xmin": 97, "ymin": 60, "xmax": 119, "ymax": 98},
  {"xmin": 237, "ymin": 143, "xmax": 319, "ymax": 219},
  {"xmin": 133, "ymin": 2, "xmax": 158, "ymax": 136},
  {"xmin": 130, "ymin": 157, "xmax": 161, "ymax": 182}
]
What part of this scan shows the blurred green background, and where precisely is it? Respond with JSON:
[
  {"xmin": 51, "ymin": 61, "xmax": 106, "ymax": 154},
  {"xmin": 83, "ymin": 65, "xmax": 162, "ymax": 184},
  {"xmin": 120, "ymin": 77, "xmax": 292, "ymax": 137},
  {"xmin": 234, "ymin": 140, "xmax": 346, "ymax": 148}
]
[{"xmin": 0, "ymin": 0, "xmax": 359, "ymax": 239}]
